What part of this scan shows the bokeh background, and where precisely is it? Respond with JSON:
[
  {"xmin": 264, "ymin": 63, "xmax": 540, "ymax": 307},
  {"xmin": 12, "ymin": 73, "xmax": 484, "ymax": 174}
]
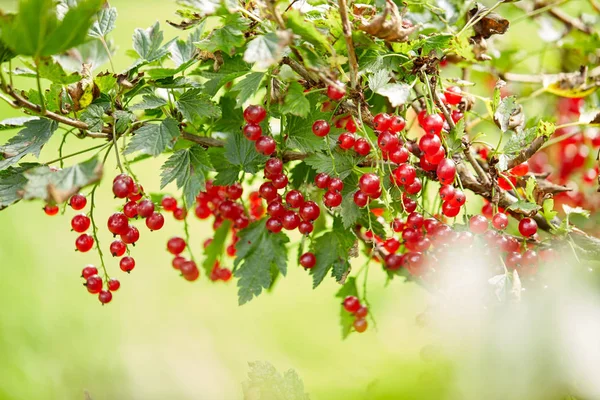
[{"xmin": 0, "ymin": 0, "xmax": 597, "ymax": 399}]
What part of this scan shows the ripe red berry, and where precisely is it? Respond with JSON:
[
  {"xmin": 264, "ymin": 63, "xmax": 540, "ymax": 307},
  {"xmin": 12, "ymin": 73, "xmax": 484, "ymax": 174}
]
[
  {"xmin": 377, "ymin": 131, "xmax": 399, "ymax": 153},
  {"xmin": 217, "ymin": 267, "xmax": 232, "ymax": 281},
  {"xmin": 119, "ymin": 256, "xmax": 135, "ymax": 272},
  {"xmin": 109, "ymin": 240, "xmax": 127, "ymax": 257},
  {"xmin": 86, "ymin": 275, "xmax": 103, "ymax": 294},
  {"xmin": 181, "ymin": 261, "xmax": 199, "ymax": 281},
  {"xmin": 406, "ymin": 212, "xmax": 424, "ymax": 229},
  {"xmin": 354, "ymin": 318, "xmax": 368, "ymax": 333},
  {"xmin": 75, "ymin": 234, "xmax": 94, "ymax": 252},
  {"xmin": 393, "ymin": 163, "xmax": 416, "ymax": 186},
  {"xmin": 298, "ymin": 221, "xmax": 314, "ymax": 235},
  {"xmin": 281, "ymin": 210, "xmax": 300, "ymax": 230},
  {"xmin": 266, "ymin": 217, "xmax": 283, "ymax": 233},
  {"xmin": 353, "ymin": 190, "xmax": 369, "ymax": 207},
  {"xmin": 265, "ymin": 158, "xmax": 284, "ymax": 176},
  {"xmin": 107, "ymin": 278, "xmax": 120, "ymax": 291},
  {"xmin": 128, "ymin": 183, "xmax": 143, "ymax": 201},
  {"xmin": 492, "ymin": 212, "xmax": 509, "ymax": 230},
  {"xmin": 389, "ymin": 147, "xmax": 409, "ymax": 164},
  {"xmin": 389, "ymin": 116, "xmax": 406, "ymax": 133},
  {"xmin": 69, "ymin": 194, "xmax": 87, "ymax": 210},
  {"xmin": 327, "ymin": 82, "xmax": 346, "ymax": 101},
  {"xmin": 271, "ymin": 173, "xmax": 288, "ymax": 189},
  {"xmin": 448, "ymin": 189, "xmax": 466, "ymax": 207},
  {"xmin": 255, "ymin": 136, "xmax": 276, "ymax": 155},
  {"xmin": 173, "ymin": 207, "xmax": 187, "ymax": 220},
  {"xmin": 107, "ymin": 213, "xmax": 129, "ymax": 235},
  {"xmin": 444, "ymin": 86, "xmax": 462, "ymax": 105},
  {"xmin": 323, "ymin": 190, "xmax": 342, "ymax": 207},
  {"xmin": 314, "ymin": 172, "xmax": 331, "ymax": 189},
  {"xmin": 43, "ymin": 204, "xmax": 59, "ymax": 216},
  {"xmin": 299, "ymin": 201, "xmax": 320, "ymax": 221},
  {"xmin": 82, "ymin": 265, "xmax": 98, "ymax": 279},
  {"xmin": 172, "ymin": 256, "xmax": 186, "ymax": 270},
  {"xmin": 343, "ymin": 296, "xmax": 360, "ymax": 313},
  {"xmin": 312, "ymin": 120, "xmax": 330, "ymax": 137},
  {"xmin": 243, "ymin": 105, "xmax": 266, "ymax": 124},
  {"xmin": 353, "ymin": 138, "xmax": 371, "ymax": 156},
  {"xmin": 436, "ymin": 158, "xmax": 456, "ymax": 185},
  {"xmin": 120, "ymin": 225, "xmax": 140, "ymax": 244},
  {"xmin": 419, "ymin": 134, "xmax": 442, "ymax": 156},
  {"xmin": 518, "ymin": 217, "xmax": 537, "ymax": 237},
  {"xmin": 161, "ymin": 196, "xmax": 178, "ymax": 211},
  {"xmin": 469, "ymin": 215, "xmax": 489, "ymax": 234},
  {"xmin": 267, "ymin": 200, "xmax": 286, "ymax": 218},
  {"xmin": 243, "ymin": 123, "xmax": 262, "ymax": 140},
  {"xmin": 505, "ymin": 252, "xmax": 523, "ymax": 270},
  {"xmin": 338, "ymin": 132, "xmax": 355, "ymax": 150},
  {"xmin": 510, "ymin": 162, "xmax": 529, "ymax": 177},
  {"xmin": 328, "ymin": 178, "xmax": 344, "ymax": 192},
  {"xmin": 403, "ymin": 195, "xmax": 417, "ymax": 213},
  {"xmin": 300, "ymin": 252, "xmax": 316, "ymax": 268},
  {"xmin": 359, "ymin": 173, "xmax": 381, "ymax": 196},
  {"xmin": 122, "ymin": 201, "xmax": 138, "ymax": 219},
  {"xmin": 373, "ymin": 113, "xmax": 392, "ymax": 131},
  {"xmin": 439, "ymin": 185, "xmax": 455, "ymax": 202},
  {"xmin": 442, "ymin": 201, "xmax": 460, "ymax": 218},
  {"xmin": 195, "ymin": 204, "xmax": 211, "ymax": 219},
  {"xmin": 498, "ymin": 174, "xmax": 517, "ymax": 191},
  {"xmin": 98, "ymin": 290, "xmax": 112, "ymax": 304},
  {"xmin": 384, "ymin": 238, "xmax": 400, "ymax": 253},
  {"xmin": 167, "ymin": 237, "xmax": 186, "ymax": 255},
  {"xmin": 259, "ymin": 182, "xmax": 278, "ymax": 201},
  {"xmin": 286, "ymin": 190, "xmax": 304, "ymax": 208},
  {"xmin": 405, "ymin": 177, "xmax": 422, "ymax": 195},
  {"xmin": 71, "ymin": 214, "xmax": 91, "ymax": 233},
  {"xmin": 423, "ymin": 218, "xmax": 440, "ymax": 233},
  {"xmin": 355, "ymin": 306, "xmax": 368, "ymax": 318},
  {"xmin": 426, "ymin": 146, "xmax": 446, "ymax": 165},
  {"xmin": 112, "ymin": 178, "xmax": 133, "ymax": 198},
  {"xmin": 391, "ymin": 218, "xmax": 405, "ymax": 232},
  {"xmin": 137, "ymin": 199, "xmax": 155, "ymax": 218},
  {"xmin": 451, "ymin": 110, "xmax": 463, "ymax": 123},
  {"xmin": 421, "ymin": 113, "xmax": 444, "ymax": 135},
  {"xmin": 146, "ymin": 212, "xmax": 165, "ymax": 231}
]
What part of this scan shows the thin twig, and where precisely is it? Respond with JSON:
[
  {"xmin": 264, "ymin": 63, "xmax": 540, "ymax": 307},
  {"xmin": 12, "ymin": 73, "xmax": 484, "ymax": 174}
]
[{"xmin": 337, "ymin": 0, "xmax": 359, "ymax": 89}]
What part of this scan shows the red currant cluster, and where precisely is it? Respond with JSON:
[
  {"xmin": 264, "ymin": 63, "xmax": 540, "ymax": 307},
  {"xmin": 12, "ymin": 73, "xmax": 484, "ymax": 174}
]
[
  {"xmin": 82, "ymin": 265, "xmax": 120, "ymax": 305},
  {"xmin": 66, "ymin": 193, "xmax": 94, "ymax": 252},
  {"xmin": 160, "ymin": 195, "xmax": 187, "ymax": 220},
  {"xmin": 194, "ymin": 181, "xmax": 250, "ymax": 230},
  {"xmin": 342, "ymin": 295, "xmax": 368, "ymax": 333},
  {"xmin": 242, "ymin": 105, "xmax": 276, "ymax": 156},
  {"xmin": 209, "ymin": 260, "xmax": 233, "ymax": 282},
  {"xmin": 167, "ymin": 236, "xmax": 200, "ymax": 281},
  {"xmin": 314, "ymin": 172, "xmax": 343, "ymax": 208}
]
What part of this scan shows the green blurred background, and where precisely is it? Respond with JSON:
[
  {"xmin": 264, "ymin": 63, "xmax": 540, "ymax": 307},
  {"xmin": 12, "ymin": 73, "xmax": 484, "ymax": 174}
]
[{"xmin": 0, "ymin": 1, "xmax": 439, "ymax": 399}]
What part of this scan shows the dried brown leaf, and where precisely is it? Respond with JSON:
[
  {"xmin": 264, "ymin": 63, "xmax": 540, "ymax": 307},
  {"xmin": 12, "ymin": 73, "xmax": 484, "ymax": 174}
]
[{"xmin": 358, "ymin": 0, "xmax": 417, "ymax": 42}]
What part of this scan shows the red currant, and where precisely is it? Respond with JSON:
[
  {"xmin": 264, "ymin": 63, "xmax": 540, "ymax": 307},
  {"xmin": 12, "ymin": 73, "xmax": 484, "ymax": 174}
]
[
  {"xmin": 119, "ymin": 256, "xmax": 135, "ymax": 272},
  {"xmin": 266, "ymin": 217, "xmax": 283, "ymax": 233},
  {"xmin": 343, "ymin": 296, "xmax": 360, "ymax": 313},
  {"xmin": 436, "ymin": 158, "xmax": 456, "ymax": 185},
  {"xmin": 123, "ymin": 201, "xmax": 138, "ymax": 219},
  {"xmin": 243, "ymin": 123, "xmax": 262, "ymax": 140},
  {"xmin": 338, "ymin": 132, "xmax": 355, "ymax": 150},
  {"xmin": 518, "ymin": 218, "xmax": 537, "ymax": 237},
  {"xmin": 353, "ymin": 138, "xmax": 371, "ymax": 156},
  {"xmin": 167, "ymin": 237, "xmax": 186, "ymax": 255},
  {"xmin": 421, "ymin": 113, "xmax": 444, "ymax": 135},
  {"xmin": 285, "ymin": 190, "xmax": 304, "ymax": 208},
  {"xmin": 298, "ymin": 221, "xmax": 314, "ymax": 235},
  {"xmin": 243, "ymin": 105, "xmax": 267, "ymax": 124},
  {"xmin": 389, "ymin": 147, "xmax": 409, "ymax": 164},
  {"xmin": 137, "ymin": 199, "xmax": 155, "ymax": 218},
  {"xmin": 393, "ymin": 164, "xmax": 416, "ymax": 186},
  {"xmin": 326, "ymin": 82, "xmax": 346, "ymax": 101},
  {"xmin": 109, "ymin": 240, "xmax": 127, "ymax": 257},
  {"xmin": 510, "ymin": 162, "xmax": 529, "ymax": 177},
  {"xmin": 98, "ymin": 290, "xmax": 112, "ymax": 304},
  {"xmin": 442, "ymin": 201, "xmax": 460, "ymax": 218},
  {"xmin": 71, "ymin": 214, "xmax": 91, "ymax": 233},
  {"xmin": 265, "ymin": 158, "xmax": 284, "ymax": 176},
  {"xmin": 299, "ymin": 201, "xmax": 320, "ymax": 221},
  {"xmin": 492, "ymin": 212, "xmax": 509, "ymax": 230},
  {"xmin": 82, "ymin": 265, "xmax": 98, "ymax": 279},
  {"xmin": 255, "ymin": 136, "xmax": 276, "ymax": 155},
  {"xmin": 448, "ymin": 189, "xmax": 465, "ymax": 207},
  {"xmin": 314, "ymin": 172, "xmax": 331, "ymax": 189},
  {"xmin": 43, "ymin": 204, "xmax": 59, "ymax": 216},
  {"xmin": 300, "ymin": 252, "xmax": 316, "ymax": 268},
  {"xmin": 161, "ymin": 196, "xmax": 178, "ymax": 211},
  {"xmin": 120, "ymin": 225, "xmax": 140, "ymax": 244},
  {"xmin": 312, "ymin": 120, "xmax": 330, "ymax": 137},
  {"xmin": 377, "ymin": 131, "xmax": 399, "ymax": 153},
  {"xmin": 353, "ymin": 191, "xmax": 369, "ymax": 207},
  {"xmin": 469, "ymin": 215, "xmax": 488, "ymax": 234},
  {"xmin": 69, "ymin": 194, "xmax": 87, "ymax": 210},
  {"xmin": 419, "ymin": 134, "xmax": 442, "ymax": 156},
  {"xmin": 359, "ymin": 173, "xmax": 381, "ymax": 196},
  {"xmin": 354, "ymin": 318, "xmax": 368, "ymax": 333},
  {"xmin": 271, "ymin": 173, "xmax": 289, "ymax": 189},
  {"xmin": 389, "ymin": 116, "xmax": 406, "ymax": 133},
  {"xmin": 373, "ymin": 113, "xmax": 392, "ymax": 131},
  {"xmin": 323, "ymin": 190, "xmax": 342, "ymax": 207},
  {"xmin": 75, "ymin": 234, "xmax": 94, "ymax": 252},
  {"xmin": 443, "ymin": 86, "xmax": 462, "ymax": 105},
  {"xmin": 107, "ymin": 213, "xmax": 129, "ymax": 235},
  {"xmin": 384, "ymin": 238, "xmax": 400, "ymax": 253},
  {"xmin": 107, "ymin": 278, "xmax": 120, "ymax": 291},
  {"xmin": 86, "ymin": 275, "xmax": 103, "ymax": 294}
]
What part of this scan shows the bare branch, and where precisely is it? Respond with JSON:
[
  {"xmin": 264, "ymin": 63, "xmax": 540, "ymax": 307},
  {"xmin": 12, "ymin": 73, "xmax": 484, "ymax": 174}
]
[{"xmin": 337, "ymin": 0, "xmax": 359, "ymax": 89}]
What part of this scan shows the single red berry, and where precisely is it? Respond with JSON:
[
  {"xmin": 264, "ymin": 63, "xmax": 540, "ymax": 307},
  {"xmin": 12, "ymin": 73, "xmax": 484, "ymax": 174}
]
[
  {"xmin": 86, "ymin": 275, "xmax": 103, "ymax": 294},
  {"xmin": 423, "ymin": 218, "xmax": 440, "ymax": 233},
  {"xmin": 71, "ymin": 214, "xmax": 91, "ymax": 233},
  {"xmin": 120, "ymin": 225, "xmax": 140, "ymax": 244},
  {"xmin": 137, "ymin": 199, "xmax": 155, "ymax": 218},
  {"xmin": 312, "ymin": 120, "xmax": 330, "ymax": 137},
  {"xmin": 119, "ymin": 256, "xmax": 135, "ymax": 272},
  {"xmin": 419, "ymin": 134, "xmax": 442, "ymax": 156},
  {"xmin": 109, "ymin": 240, "xmax": 127, "ymax": 257},
  {"xmin": 107, "ymin": 278, "xmax": 120, "ymax": 291},
  {"xmin": 442, "ymin": 201, "xmax": 460, "ymax": 218},
  {"xmin": 511, "ymin": 162, "xmax": 529, "ymax": 177},
  {"xmin": 389, "ymin": 147, "xmax": 409, "ymax": 164},
  {"xmin": 75, "ymin": 234, "xmax": 94, "ymax": 252},
  {"xmin": 448, "ymin": 189, "xmax": 466, "ymax": 208},
  {"xmin": 451, "ymin": 110, "xmax": 463, "ymax": 123},
  {"xmin": 43, "ymin": 204, "xmax": 59, "ymax": 216},
  {"xmin": 107, "ymin": 213, "xmax": 129, "ymax": 235},
  {"xmin": 391, "ymin": 218, "xmax": 405, "ymax": 232},
  {"xmin": 266, "ymin": 217, "xmax": 283, "ymax": 233},
  {"xmin": 173, "ymin": 207, "xmax": 187, "ymax": 220},
  {"xmin": 421, "ymin": 113, "xmax": 444, "ymax": 135},
  {"xmin": 373, "ymin": 113, "xmax": 392, "ymax": 131},
  {"xmin": 328, "ymin": 178, "xmax": 344, "ymax": 192},
  {"xmin": 345, "ymin": 117, "xmax": 358, "ymax": 133},
  {"xmin": 343, "ymin": 296, "xmax": 361, "ymax": 313},
  {"xmin": 426, "ymin": 146, "xmax": 446, "ymax": 165},
  {"xmin": 234, "ymin": 215, "xmax": 250, "ymax": 229},
  {"xmin": 518, "ymin": 217, "xmax": 537, "ymax": 237},
  {"xmin": 327, "ymin": 82, "xmax": 346, "ymax": 101},
  {"xmin": 353, "ymin": 191, "xmax": 369, "ymax": 207},
  {"xmin": 161, "ymin": 196, "xmax": 178, "ymax": 211},
  {"xmin": 146, "ymin": 212, "xmax": 165, "ymax": 231},
  {"xmin": 323, "ymin": 190, "xmax": 342, "ymax": 207},
  {"xmin": 355, "ymin": 306, "xmax": 368, "ymax": 318},
  {"xmin": 271, "ymin": 173, "xmax": 289, "ymax": 189},
  {"xmin": 299, "ymin": 201, "xmax": 320, "ymax": 221},
  {"xmin": 128, "ymin": 183, "xmax": 143, "ymax": 201},
  {"xmin": 167, "ymin": 237, "xmax": 186, "ymax": 255},
  {"xmin": 359, "ymin": 173, "xmax": 381, "ymax": 196},
  {"xmin": 243, "ymin": 123, "xmax": 262, "ymax": 140},
  {"xmin": 226, "ymin": 243, "xmax": 236, "ymax": 257},
  {"xmin": 298, "ymin": 221, "xmax": 314, "ymax": 235},
  {"xmin": 439, "ymin": 185, "xmax": 455, "ymax": 202},
  {"xmin": 498, "ymin": 174, "xmax": 517, "ymax": 191},
  {"xmin": 265, "ymin": 158, "xmax": 284, "ymax": 176},
  {"xmin": 123, "ymin": 201, "xmax": 138, "ymax": 219},
  {"xmin": 225, "ymin": 183, "xmax": 243, "ymax": 200},
  {"xmin": 393, "ymin": 164, "xmax": 416, "ymax": 186},
  {"xmin": 389, "ymin": 116, "xmax": 406, "ymax": 133},
  {"xmin": 217, "ymin": 268, "xmax": 232, "ymax": 281},
  {"xmin": 180, "ymin": 261, "xmax": 199, "ymax": 281},
  {"xmin": 377, "ymin": 131, "xmax": 399, "ymax": 153},
  {"xmin": 338, "ymin": 132, "xmax": 355, "ymax": 150},
  {"xmin": 405, "ymin": 177, "xmax": 422, "ymax": 195},
  {"xmin": 314, "ymin": 172, "xmax": 331, "ymax": 189},
  {"xmin": 505, "ymin": 252, "xmax": 523, "ymax": 270},
  {"xmin": 281, "ymin": 210, "xmax": 300, "ymax": 230},
  {"xmin": 492, "ymin": 212, "xmax": 509, "ymax": 230},
  {"xmin": 259, "ymin": 182, "xmax": 278, "ymax": 201},
  {"xmin": 172, "ymin": 256, "xmax": 186, "ymax": 270},
  {"xmin": 402, "ymin": 227, "xmax": 420, "ymax": 243},
  {"xmin": 195, "ymin": 204, "xmax": 211, "ymax": 219},
  {"xmin": 469, "ymin": 215, "xmax": 488, "ymax": 234},
  {"xmin": 385, "ymin": 253, "xmax": 403, "ymax": 270},
  {"xmin": 300, "ymin": 252, "xmax": 316, "ymax": 268},
  {"xmin": 354, "ymin": 318, "xmax": 368, "ymax": 333},
  {"xmin": 267, "ymin": 200, "xmax": 286, "ymax": 219},
  {"xmin": 444, "ymin": 86, "xmax": 462, "ymax": 105},
  {"xmin": 69, "ymin": 194, "xmax": 87, "ymax": 210},
  {"xmin": 353, "ymin": 138, "xmax": 371, "ymax": 156},
  {"xmin": 436, "ymin": 158, "xmax": 456, "ymax": 185},
  {"xmin": 285, "ymin": 190, "xmax": 304, "ymax": 208},
  {"xmin": 255, "ymin": 136, "xmax": 276, "ymax": 155},
  {"xmin": 98, "ymin": 290, "xmax": 112, "ymax": 304},
  {"xmin": 82, "ymin": 265, "xmax": 98, "ymax": 279},
  {"xmin": 384, "ymin": 238, "xmax": 400, "ymax": 253},
  {"xmin": 112, "ymin": 178, "xmax": 133, "ymax": 198},
  {"xmin": 243, "ymin": 105, "xmax": 267, "ymax": 124},
  {"xmin": 406, "ymin": 212, "xmax": 424, "ymax": 229}
]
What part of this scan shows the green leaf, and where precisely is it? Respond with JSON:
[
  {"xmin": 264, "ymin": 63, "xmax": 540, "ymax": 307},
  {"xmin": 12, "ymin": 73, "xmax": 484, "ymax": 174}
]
[
  {"xmin": 243, "ymin": 32, "xmax": 291, "ymax": 69},
  {"xmin": 36, "ymin": 57, "xmax": 81, "ymax": 84},
  {"xmin": 525, "ymin": 176, "xmax": 537, "ymax": 203},
  {"xmin": 144, "ymin": 59, "xmax": 197, "ymax": 79},
  {"xmin": 310, "ymin": 218, "xmax": 355, "ymax": 288},
  {"xmin": 503, "ymin": 127, "xmax": 538, "ymax": 155},
  {"xmin": 89, "ymin": 6, "xmax": 117, "ymax": 38},
  {"xmin": 0, "ymin": 117, "xmax": 39, "ymax": 131},
  {"xmin": 450, "ymin": 35, "xmax": 474, "ymax": 62},
  {"xmin": 376, "ymin": 83, "xmax": 411, "ymax": 107},
  {"xmin": 124, "ymin": 118, "xmax": 180, "ymax": 157},
  {"xmin": 176, "ymin": 88, "xmax": 221, "ymax": 123},
  {"xmin": 494, "ymin": 96, "xmax": 520, "ymax": 132},
  {"xmin": 94, "ymin": 73, "xmax": 118, "ymax": 93},
  {"xmin": 209, "ymin": 147, "xmax": 241, "ymax": 186},
  {"xmin": 0, "ymin": 165, "xmax": 30, "ymax": 210},
  {"xmin": 446, "ymin": 118, "xmax": 465, "ymax": 155},
  {"xmin": 286, "ymin": 10, "xmax": 330, "ymax": 51},
  {"xmin": 114, "ymin": 111, "xmax": 135, "ymax": 135},
  {"xmin": 541, "ymin": 198, "xmax": 558, "ymax": 222},
  {"xmin": 224, "ymin": 133, "xmax": 267, "ymax": 174},
  {"xmin": 80, "ymin": 104, "xmax": 105, "ymax": 132},
  {"xmin": 289, "ymin": 161, "xmax": 315, "ymax": 189},
  {"xmin": 420, "ymin": 34, "xmax": 453, "ymax": 56},
  {"xmin": 281, "ymin": 82, "xmax": 310, "ymax": 118},
  {"xmin": 368, "ymin": 69, "xmax": 391, "ymax": 93},
  {"xmin": 198, "ymin": 55, "xmax": 251, "ymax": 96},
  {"xmin": 341, "ymin": 190, "xmax": 361, "ymax": 229},
  {"xmin": 160, "ymin": 145, "xmax": 212, "ymax": 207},
  {"xmin": 170, "ymin": 25, "xmax": 203, "ymax": 67},
  {"xmin": 244, "ymin": 361, "xmax": 310, "ymax": 400},
  {"xmin": 234, "ymin": 220, "xmax": 289, "ymax": 305},
  {"xmin": 537, "ymin": 119, "xmax": 555, "ymax": 138},
  {"xmin": 506, "ymin": 200, "xmax": 541, "ymax": 214},
  {"xmin": 132, "ymin": 22, "xmax": 175, "ymax": 63},
  {"xmin": 0, "ymin": 0, "xmax": 103, "ymax": 57},
  {"xmin": 304, "ymin": 151, "xmax": 358, "ymax": 179},
  {"xmin": 22, "ymin": 157, "xmax": 102, "ymax": 202},
  {"xmin": 195, "ymin": 14, "xmax": 247, "ymax": 55},
  {"xmin": 231, "ymin": 72, "xmax": 265, "ymax": 108},
  {"xmin": 178, "ymin": 0, "xmax": 222, "ymax": 15},
  {"xmin": 335, "ymin": 277, "xmax": 359, "ymax": 339},
  {"xmin": 129, "ymin": 94, "xmax": 168, "ymax": 111},
  {"xmin": 202, "ymin": 220, "xmax": 231, "ymax": 277},
  {"xmin": 0, "ymin": 118, "xmax": 57, "ymax": 170},
  {"xmin": 563, "ymin": 204, "xmax": 590, "ymax": 219}
]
